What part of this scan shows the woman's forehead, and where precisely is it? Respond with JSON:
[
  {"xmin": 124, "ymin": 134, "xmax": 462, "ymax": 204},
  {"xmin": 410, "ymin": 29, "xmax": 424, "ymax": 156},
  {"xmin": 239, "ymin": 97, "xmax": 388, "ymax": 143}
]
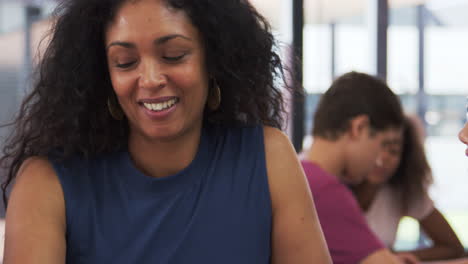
[{"xmin": 106, "ymin": 0, "xmax": 199, "ymax": 46}]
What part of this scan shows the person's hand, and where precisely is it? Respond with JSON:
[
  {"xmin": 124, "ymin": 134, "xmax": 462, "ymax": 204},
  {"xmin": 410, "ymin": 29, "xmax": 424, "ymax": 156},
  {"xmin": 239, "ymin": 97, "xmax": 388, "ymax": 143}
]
[{"xmin": 396, "ymin": 252, "xmax": 420, "ymax": 264}]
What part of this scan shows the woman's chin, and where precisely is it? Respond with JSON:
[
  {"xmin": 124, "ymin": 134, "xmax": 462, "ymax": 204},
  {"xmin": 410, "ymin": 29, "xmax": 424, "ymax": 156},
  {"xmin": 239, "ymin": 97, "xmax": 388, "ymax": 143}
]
[
  {"xmin": 145, "ymin": 129, "xmax": 182, "ymax": 142},
  {"xmin": 367, "ymin": 176, "xmax": 388, "ymax": 186},
  {"xmin": 129, "ymin": 125, "xmax": 182, "ymax": 143}
]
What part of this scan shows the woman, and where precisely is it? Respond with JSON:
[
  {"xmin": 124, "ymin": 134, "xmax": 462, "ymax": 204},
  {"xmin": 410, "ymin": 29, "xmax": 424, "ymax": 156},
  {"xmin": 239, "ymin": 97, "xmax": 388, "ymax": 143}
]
[
  {"xmin": 353, "ymin": 115, "xmax": 464, "ymax": 263},
  {"xmin": 0, "ymin": 0, "xmax": 331, "ymax": 263},
  {"xmin": 459, "ymin": 113, "xmax": 468, "ymax": 154}
]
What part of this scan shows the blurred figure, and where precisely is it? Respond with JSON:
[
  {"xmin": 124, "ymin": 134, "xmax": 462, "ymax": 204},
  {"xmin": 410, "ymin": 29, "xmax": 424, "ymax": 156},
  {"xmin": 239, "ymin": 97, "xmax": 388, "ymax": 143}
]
[
  {"xmin": 301, "ymin": 71, "xmax": 405, "ymax": 264},
  {"xmin": 353, "ymin": 115, "xmax": 464, "ymax": 262},
  {"xmin": 406, "ymin": 114, "xmax": 426, "ymax": 142},
  {"xmin": 459, "ymin": 107, "xmax": 468, "ymax": 155}
]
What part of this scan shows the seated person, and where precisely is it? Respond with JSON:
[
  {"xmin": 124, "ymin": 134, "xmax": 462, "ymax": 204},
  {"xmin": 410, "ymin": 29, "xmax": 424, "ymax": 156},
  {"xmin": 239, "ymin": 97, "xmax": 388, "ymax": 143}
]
[
  {"xmin": 353, "ymin": 115, "xmax": 464, "ymax": 262},
  {"xmin": 301, "ymin": 71, "xmax": 405, "ymax": 264},
  {"xmin": 459, "ymin": 114, "xmax": 468, "ymax": 156}
]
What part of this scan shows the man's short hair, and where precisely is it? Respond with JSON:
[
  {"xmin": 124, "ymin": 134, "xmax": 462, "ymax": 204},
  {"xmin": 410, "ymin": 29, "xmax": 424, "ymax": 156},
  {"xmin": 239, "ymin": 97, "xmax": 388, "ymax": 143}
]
[{"xmin": 312, "ymin": 71, "xmax": 404, "ymax": 140}]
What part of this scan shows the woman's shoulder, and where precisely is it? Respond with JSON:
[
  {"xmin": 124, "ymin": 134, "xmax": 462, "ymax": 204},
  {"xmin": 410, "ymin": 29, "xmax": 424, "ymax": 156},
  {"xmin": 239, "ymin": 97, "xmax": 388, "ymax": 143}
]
[
  {"xmin": 16, "ymin": 156, "xmax": 59, "ymax": 185},
  {"xmin": 9, "ymin": 156, "xmax": 65, "ymax": 222},
  {"xmin": 263, "ymin": 125, "xmax": 290, "ymax": 150},
  {"xmin": 5, "ymin": 156, "xmax": 66, "ymax": 263},
  {"xmin": 261, "ymin": 125, "xmax": 304, "ymax": 195},
  {"xmin": 14, "ymin": 155, "xmax": 77, "ymax": 199}
]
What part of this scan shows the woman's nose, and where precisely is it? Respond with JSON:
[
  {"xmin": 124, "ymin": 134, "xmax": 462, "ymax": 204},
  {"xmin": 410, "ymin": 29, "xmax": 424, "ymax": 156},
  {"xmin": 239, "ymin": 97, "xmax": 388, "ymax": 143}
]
[
  {"xmin": 375, "ymin": 149, "xmax": 391, "ymax": 167},
  {"xmin": 138, "ymin": 60, "xmax": 167, "ymax": 90},
  {"xmin": 458, "ymin": 122, "xmax": 468, "ymax": 145}
]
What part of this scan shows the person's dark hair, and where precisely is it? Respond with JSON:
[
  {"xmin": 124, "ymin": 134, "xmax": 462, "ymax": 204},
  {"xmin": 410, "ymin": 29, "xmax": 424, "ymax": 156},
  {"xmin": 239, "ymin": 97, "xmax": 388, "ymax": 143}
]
[
  {"xmin": 312, "ymin": 71, "xmax": 404, "ymax": 140},
  {"xmin": 388, "ymin": 115, "xmax": 433, "ymax": 214},
  {"xmin": 1, "ymin": 0, "xmax": 295, "ymax": 206}
]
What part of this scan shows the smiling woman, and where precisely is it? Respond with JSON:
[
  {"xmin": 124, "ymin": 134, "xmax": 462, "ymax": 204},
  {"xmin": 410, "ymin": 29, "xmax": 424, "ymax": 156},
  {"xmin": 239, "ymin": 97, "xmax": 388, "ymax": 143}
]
[
  {"xmin": 104, "ymin": 1, "xmax": 212, "ymax": 176},
  {"xmin": 0, "ymin": 0, "xmax": 331, "ymax": 263}
]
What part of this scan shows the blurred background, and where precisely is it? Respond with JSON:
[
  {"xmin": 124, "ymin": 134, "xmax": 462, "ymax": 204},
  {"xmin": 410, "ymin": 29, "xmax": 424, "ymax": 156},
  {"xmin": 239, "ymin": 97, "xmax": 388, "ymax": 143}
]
[{"xmin": 0, "ymin": 0, "xmax": 467, "ymax": 257}]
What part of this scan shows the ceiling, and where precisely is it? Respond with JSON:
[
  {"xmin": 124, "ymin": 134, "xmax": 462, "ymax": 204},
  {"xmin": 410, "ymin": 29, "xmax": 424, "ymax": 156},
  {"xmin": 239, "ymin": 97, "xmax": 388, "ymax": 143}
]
[
  {"xmin": 249, "ymin": 0, "xmax": 432, "ymax": 27},
  {"xmin": 0, "ymin": 0, "xmax": 54, "ymax": 5},
  {"xmin": 2, "ymin": 0, "xmax": 468, "ymax": 27}
]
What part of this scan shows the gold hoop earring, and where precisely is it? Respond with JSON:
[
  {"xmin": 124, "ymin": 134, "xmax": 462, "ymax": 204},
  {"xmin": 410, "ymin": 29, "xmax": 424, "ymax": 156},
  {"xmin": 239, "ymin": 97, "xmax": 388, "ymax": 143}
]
[
  {"xmin": 107, "ymin": 97, "xmax": 124, "ymax": 120},
  {"xmin": 208, "ymin": 80, "xmax": 221, "ymax": 111}
]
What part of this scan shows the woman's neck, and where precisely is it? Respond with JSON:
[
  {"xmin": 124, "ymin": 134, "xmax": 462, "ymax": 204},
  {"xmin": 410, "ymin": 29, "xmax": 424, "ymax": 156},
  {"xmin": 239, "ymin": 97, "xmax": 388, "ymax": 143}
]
[
  {"xmin": 353, "ymin": 181, "xmax": 381, "ymax": 212},
  {"xmin": 127, "ymin": 123, "xmax": 202, "ymax": 178}
]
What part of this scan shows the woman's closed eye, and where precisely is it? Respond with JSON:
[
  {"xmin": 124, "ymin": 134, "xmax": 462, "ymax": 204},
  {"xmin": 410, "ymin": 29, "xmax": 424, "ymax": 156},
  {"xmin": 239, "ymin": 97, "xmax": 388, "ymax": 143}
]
[
  {"xmin": 385, "ymin": 146, "xmax": 402, "ymax": 156},
  {"xmin": 162, "ymin": 52, "xmax": 187, "ymax": 62},
  {"xmin": 116, "ymin": 61, "xmax": 137, "ymax": 68}
]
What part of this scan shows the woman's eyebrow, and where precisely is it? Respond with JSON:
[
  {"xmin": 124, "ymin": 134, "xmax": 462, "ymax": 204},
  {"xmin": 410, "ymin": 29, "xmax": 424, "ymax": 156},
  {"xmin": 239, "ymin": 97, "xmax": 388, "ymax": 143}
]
[
  {"xmin": 106, "ymin": 34, "xmax": 191, "ymax": 50},
  {"xmin": 154, "ymin": 34, "xmax": 192, "ymax": 45},
  {"xmin": 106, "ymin": 41, "xmax": 135, "ymax": 51}
]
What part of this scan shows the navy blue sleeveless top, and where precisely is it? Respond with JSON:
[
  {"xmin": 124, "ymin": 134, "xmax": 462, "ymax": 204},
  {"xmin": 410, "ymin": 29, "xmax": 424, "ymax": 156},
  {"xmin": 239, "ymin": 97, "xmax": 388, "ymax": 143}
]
[{"xmin": 51, "ymin": 124, "xmax": 272, "ymax": 264}]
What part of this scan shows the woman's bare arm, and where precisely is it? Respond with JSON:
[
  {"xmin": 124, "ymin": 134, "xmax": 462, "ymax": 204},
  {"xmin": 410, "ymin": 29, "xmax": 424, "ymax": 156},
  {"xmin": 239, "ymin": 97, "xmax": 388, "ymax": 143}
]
[
  {"xmin": 402, "ymin": 209, "xmax": 464, "ymax": 261},
  {"xmin": 3, "ymin": 157, "xmax": 66, "ymax": 264},
  {"xmin": 264, "ymin": 126, "xmax": 332, "ymax": 264}
]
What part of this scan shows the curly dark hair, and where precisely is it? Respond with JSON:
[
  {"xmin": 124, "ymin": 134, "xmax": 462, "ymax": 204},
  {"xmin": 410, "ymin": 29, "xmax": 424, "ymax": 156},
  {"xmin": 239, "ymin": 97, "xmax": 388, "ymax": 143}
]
[
  {"xmin": 388, "ymin": 115, "xmax": 433, "ymax": 214},
  {"xmin": 1, "ymin": 0, "xmax": 295, "ymax": 206}
]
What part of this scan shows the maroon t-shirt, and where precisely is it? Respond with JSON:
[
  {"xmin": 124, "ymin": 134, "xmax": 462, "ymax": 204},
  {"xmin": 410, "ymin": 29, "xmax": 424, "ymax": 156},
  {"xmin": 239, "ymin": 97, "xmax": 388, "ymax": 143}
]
[{"xmin": 301, "ymin": 160, "xmax": 384, "ymax": 264}]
